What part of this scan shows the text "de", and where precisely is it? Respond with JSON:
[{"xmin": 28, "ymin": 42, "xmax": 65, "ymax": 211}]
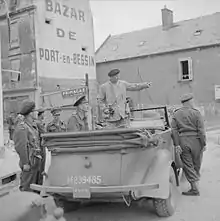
[{"xmin": 57, "ymin": 28, "xmax": 76, "ymax": 40}]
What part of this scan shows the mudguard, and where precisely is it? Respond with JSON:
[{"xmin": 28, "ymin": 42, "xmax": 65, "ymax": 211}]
[{"xmin": 133, "ymin": 148, "xmax": 173, "ymax": 199}]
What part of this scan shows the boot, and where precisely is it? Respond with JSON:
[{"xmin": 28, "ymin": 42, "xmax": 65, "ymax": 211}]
[{"xmin": 182, "ymin": 182, "xmax": 200, "ymax": 196}]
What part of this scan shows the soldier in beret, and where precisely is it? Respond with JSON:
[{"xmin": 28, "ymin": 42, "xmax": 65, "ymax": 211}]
[
  {"xmin": 67, "ymin": 95, "xmax": 89, "ymax": 132},
  {"xmin": 13, "ymin": 100, "xmax": 42, "ymax": 192},
  {"xmin": 98, "ymin": 68, "xmax": 152, "ymax": 128},
  {"xmin": 171, "ymin": 93, "xmax": 206, "ymax": 196},
  {"xmin": 46, "ymin": 107, "xmax": 66, "ymax": 132}
]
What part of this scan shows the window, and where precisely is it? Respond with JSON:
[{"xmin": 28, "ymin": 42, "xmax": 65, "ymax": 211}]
[
  {"xmin": 10, "ymin": 21, "xmax": 19, "ymax": 49},
  {"xmin": 138, "ymin": 41, "xmax": 146, "ymax": 46},
  {"xmin": 178, "ymin": 58, "xmax": 193, "ymax": 81},
  {"xmin": 194, "ymin": 29, "xmax": 203, "ymax": 36},
  {"xmin": 10, "ymin": 59, "xmax": 21, "ymax": 83}
]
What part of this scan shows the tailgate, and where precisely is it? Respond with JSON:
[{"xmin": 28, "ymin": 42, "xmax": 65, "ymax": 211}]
[
  {"xmin": 48, "ymin": 151, "xmax": 121, "ymax": 187},
  {"xmin": 43, "ymin": 128, "xmax": 155, "ymax": 188}
]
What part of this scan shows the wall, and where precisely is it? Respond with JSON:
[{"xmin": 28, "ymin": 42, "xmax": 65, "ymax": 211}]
[
  {"xmin": 0, "ymin": 3, "xmax": 37, "ymax": 121},
  {"xmin": 34, "ymin": 0, "xmax": 98, "ymax": 110},
  {"xmin": 96, "ymin": 46, "xmax": 220, "ymax": 109},
  {"xmin": 1, "ymin": 7, "xmax": 37, "ymax": 91},
  {"xmin": 1, "ymin": 0, "xmax": 98, "ymax": 124}
]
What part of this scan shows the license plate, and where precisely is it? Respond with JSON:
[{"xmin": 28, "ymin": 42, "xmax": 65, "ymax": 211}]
[
  {"xmin": 67, "ymin": 175, "xmax": 102, "ymax": 185},
  {"xmin": 72, "ymin": 183, "xmax": 91, "ymax": 199}
]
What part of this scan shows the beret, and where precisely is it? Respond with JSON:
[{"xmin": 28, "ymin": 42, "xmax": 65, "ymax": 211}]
[
  {"xmin": 20, "ymin": 100, "xmax": 36, "ymax": 116},
  {"xmin": 180, "ymin": 93, "xmax": 193, "ymax": 103},
  {"xmin": 73, "ymin": 95, "xmax": 86, "ymax": 107},
  {"xmin": 108, "ymin": 69, "xmax": 120, "ymax": 77},
  {"xmin": 51, "ymin": 107, "xmax": 61, "ymax": 116}
]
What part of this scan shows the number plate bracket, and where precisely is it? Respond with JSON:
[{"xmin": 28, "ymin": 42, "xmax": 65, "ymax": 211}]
[{"xmin": 72, "ymin": 183, "xmax": 91, "ymax": 199}]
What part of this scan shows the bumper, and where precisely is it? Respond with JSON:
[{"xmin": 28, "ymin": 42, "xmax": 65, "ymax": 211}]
[{"xmin": 30, "ymin": 183, "xmax": 159, "ymax": 195}]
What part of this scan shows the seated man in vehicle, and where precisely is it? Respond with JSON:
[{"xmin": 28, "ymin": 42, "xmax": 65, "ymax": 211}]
[
  {"xmin": 66, "ymin": 95, "xmax": 89, "ymax": 132},
  {"xmin": 46, "ymin": 107, "xmax": 66, "ymax": 132}
]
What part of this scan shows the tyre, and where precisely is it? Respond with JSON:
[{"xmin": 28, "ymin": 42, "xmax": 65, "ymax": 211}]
[{"xmin": 153, "ymin": 167, "xmax": 178, "ymax": 217}]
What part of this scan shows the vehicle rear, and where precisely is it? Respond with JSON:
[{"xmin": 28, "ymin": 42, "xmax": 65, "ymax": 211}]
[
  {"xmin": 31, "ymin": 106, "xmax": 179, "ymax": 217},
  {"xmin": 32, "ymin": 128, "xmax": 174, "ymax": 200}
]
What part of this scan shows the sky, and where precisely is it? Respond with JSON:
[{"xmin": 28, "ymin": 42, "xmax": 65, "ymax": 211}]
[{"xmin": 90, "ymin": 0, "xmax": 220, "ymax": 49}]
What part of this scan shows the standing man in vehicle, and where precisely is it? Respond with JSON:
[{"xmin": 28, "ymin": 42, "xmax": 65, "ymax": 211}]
[
  {"xmin": 171, "ymin": 93, "xmax": 206, "ymax": 196},
  {"xmin": 67, "ymin": 95, "xmax": 89, "ymax": 132},
  {"xmin": 46, "ymin": 107, "xmax": 66, "ymax": 132},
  {"xmin": 13, "ymin": 100, "xmax": 42, "ymax": 192},
  {"xmin": 98, "ymin": 69, "xmax": 152, "ymax": 128}
]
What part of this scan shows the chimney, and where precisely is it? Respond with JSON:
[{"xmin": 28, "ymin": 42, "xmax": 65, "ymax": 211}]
[{"xmin": 161, "ymin": 5, "xmax": 173, "ymax": 30}]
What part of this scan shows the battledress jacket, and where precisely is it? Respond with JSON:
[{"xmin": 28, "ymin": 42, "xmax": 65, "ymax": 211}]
[
  {"xmin": 171, "ymin": 107, "xmax": 206, "ymax": 147},
  {"xmin": 13, "ymin": 120, "xmax": 41, "ymax": 169}
]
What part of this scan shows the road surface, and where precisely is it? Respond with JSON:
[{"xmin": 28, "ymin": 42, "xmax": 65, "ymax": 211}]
[{"xmin": 64, "ymin": 130, "xmax": 220, "ymax": 221}]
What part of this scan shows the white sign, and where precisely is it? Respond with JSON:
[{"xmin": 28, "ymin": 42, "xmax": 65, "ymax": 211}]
[
  {"xmin": 215, "ymin": 85, "xmax": 220, "ymax": 100},
  {"xmin": 35, "ymin": 0, "xmax": 96, "ymax": 80}
]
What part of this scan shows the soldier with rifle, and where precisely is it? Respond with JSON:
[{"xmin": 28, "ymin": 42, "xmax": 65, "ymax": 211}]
[
  {"xmin": 13, "ymin": 100, "xmax": 42, "ymax": 192},
  {"xmin": 98, "ymin": 69, "xmax": 152, "ymax": 128}
]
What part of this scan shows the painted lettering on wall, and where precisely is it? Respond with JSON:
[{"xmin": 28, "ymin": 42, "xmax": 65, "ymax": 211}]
[
  {"xmin": 56, "ymin": 28, "xmax": 76, "ymax": 40},
  {"xmin": 45, "ymin": 0, "xmax": 85, "ymax": 22},
  {"xmin": 39, "ymin": 48, "xmax": 95, "ymax": 67}
]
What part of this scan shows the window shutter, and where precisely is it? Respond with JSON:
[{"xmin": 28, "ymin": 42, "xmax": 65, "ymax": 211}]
[
  {"xmin": 188, "ymin": 58, "xmax": 193, "ymax": 80},
  {"xmin": 178, "ymin": 59, "xmax": 183, "ymax": 81}
]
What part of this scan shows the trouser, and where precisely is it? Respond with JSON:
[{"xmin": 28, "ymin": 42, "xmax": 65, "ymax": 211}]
[
  {"xmin": 9, "ymin": 128, "xmax": 14, "ymax": 140},
  {"xmin": 19, "ymin": 169, "xmax": 39, "ymax": 192},
  {"xmin": 180, "ymin": 136, "xmax": 203, "ymax": 184},
  {"xmin": 37, "ymin": 152, "xmax": 46, "ymax": 185}
]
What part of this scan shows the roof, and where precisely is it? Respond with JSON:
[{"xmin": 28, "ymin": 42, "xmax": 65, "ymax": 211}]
[{"xmin": 96, "ymin": 12, "xmax": 220, "ymax": 63}]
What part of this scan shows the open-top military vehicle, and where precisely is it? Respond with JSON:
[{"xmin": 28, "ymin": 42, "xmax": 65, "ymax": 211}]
[{"xmin": 31, "ymin": 106, "xmax": 180, "ymax": 217}]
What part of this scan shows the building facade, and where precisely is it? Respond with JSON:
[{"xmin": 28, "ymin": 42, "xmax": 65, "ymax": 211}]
[
  {"xmin": 96, "ymin": 7, "xmax": 220, "ymax": 108},
  {"xmin": 0, "ymin": 0, "xmax": 97, "ymax": 124}
]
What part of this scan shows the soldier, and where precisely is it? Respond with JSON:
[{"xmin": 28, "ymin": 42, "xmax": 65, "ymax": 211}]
[
  {"xmin": 7, "ymin": 111, "xmax": 16, "ymax": 140},
  {"xmin": 67, "ymin": 95, "xmax": 89, "ymax": 132},
  {"xmin": 13, "ymin": 100, "xmax": 42, "ymax": 192},
  {"xmin": 35, "ymin": 108, "xmax": 46, "ymax": 185},
  {"xmin": 171, "ymin": 93, "xmax": 206, "ymax": 196},
  {"xmin": 98, "ymin": 69, "xmax": 152, "ymax": 128},
  {"xmin": 46, "ymin": 107, "xmax": 66, "ymax": 132},
  {"xmin": 35, "ymin": 108, "xmax": 45, "ymax": 135}
]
